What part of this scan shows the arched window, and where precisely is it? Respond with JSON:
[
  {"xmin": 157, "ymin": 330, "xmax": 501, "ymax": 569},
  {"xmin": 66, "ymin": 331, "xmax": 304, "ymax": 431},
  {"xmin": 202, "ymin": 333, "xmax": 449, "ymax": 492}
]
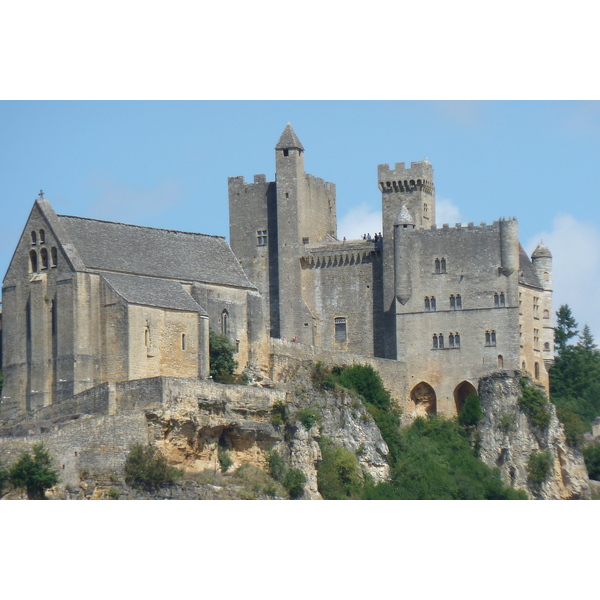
[
  {"xmin": 498, "ymin": 355, "xmax": 504, "ymax": 368},
  {"xmin": 440, "ymin": 258, "xmax": 446, "ymax": 273},
  {"xmin": 534, "ymin": 362, "xmax": 540, "ymax": 379},
  {"xmin": 433, "ymin": 334, "xmax": 438, "ymax": 349},
  {"xmin": 500, "ymin": 292, "xmax": 505, "ymax": 307},
  {"xmin": 51, "ymin": 247, "xmax": 58, "ymax": 268},
  {"xmin": 449, "ymin": 333, "xmax": 455, "ymax": 347},
  {"xmin": 455, "ymin": 333, "xmax": 460, "ymax": 347},
  {"xmin": 424, "ymin": 297, "xmax": 430, "ymax": 311},
  {"xmin": 40, "ymin": 247, "xmax": 48, "ymax": 270},
  {"xmin": 39, "ymin": 229, "xmax": 45, "ymax": 244},
  {"xmin": 494, "ymin": 293, "xmax": 499, "ymax": 307},
  {"xmin": 543, "ymin": 309, "xmax": 549, "ymax": 319},
  {"xmin": 450, "ymin": 295, "xmax": 456, "ymax": 309},
  {"xmin": 435, "ymin": 258, "xmax": 440, "ymax": 273},
  {"xmin": 144, "ymin": 328, "xmax": 150, "ymax": 347},
  {"xmin": 29, "ymin": 249, "xmax": 37, "ymax": 272},
  {"xmin": 491, "ymin": 330, "xmax": 496, "ymax": 346},
  {"xmin": 439, "ymin": 334, "xmax": 444, "ymax": 349},
  {"xmin": 543, "ymin": 272, "xmax": 549, "ymax": 281},
  {"xmin": 544, "ymin": 342, "xmax": 550, "ymax": 351},
  {"xmin": 221, "ymin": 310, "xmax": 229, "ymax": 336},
  {"xmin": 485, "ymin": 331, "xmax": 491, "ymax": 346},
  {"xmin": 31, "ymin": 231, "xmax": 37, "ymax": 245},
  {"xmin": 431, "ymin": 296, "xmax": 436, "ymax": 311},
  {"xmin": 457, "ymin": 294, "xmax": 462, "ymax": 309}
]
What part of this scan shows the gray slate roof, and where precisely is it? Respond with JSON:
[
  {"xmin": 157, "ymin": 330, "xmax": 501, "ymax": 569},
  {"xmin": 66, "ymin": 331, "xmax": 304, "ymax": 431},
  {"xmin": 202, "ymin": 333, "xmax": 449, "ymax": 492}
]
[
  {"xmin": 519, "ymin": 244, "xmax": 542, "ymax": 288},
  {"xmin": 101, "ymin": 272, "xmax": 207, "ymax": 314},
  {"xmin": 58, "ymin": 215, "xmax": 254, "ymax": 289},
  {"xmin": 275, "ymin": 123, "xmax": 304, "ymax": 150}
]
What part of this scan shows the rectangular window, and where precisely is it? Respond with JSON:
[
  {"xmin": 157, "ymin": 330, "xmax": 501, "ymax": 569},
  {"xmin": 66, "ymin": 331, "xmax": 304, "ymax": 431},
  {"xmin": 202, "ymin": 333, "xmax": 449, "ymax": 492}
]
[
  {"xmin": 334, "ymin": 317, "xmax": 347, "ymax": 342},
  {"xmin": 257, "ymin": 230, "xmax": 268, "ymax": 246}
]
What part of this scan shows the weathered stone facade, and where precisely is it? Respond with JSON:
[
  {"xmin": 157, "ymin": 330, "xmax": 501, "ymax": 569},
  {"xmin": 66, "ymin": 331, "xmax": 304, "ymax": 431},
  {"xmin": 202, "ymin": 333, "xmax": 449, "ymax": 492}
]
[
  {"xmin": 229, "ymin": 124, "xmax": 554, "ymax": 417},
  {"xmin": 1, "ymin": 123, "xmax": 553, "ymax": 424}
]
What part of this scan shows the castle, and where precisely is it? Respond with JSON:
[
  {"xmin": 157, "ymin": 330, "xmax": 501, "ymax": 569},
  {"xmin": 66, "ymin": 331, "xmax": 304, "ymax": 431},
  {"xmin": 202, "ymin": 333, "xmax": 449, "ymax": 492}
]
[{"xmin": 0, "ymin": 124, "xmax": 554, "ymax": 421}]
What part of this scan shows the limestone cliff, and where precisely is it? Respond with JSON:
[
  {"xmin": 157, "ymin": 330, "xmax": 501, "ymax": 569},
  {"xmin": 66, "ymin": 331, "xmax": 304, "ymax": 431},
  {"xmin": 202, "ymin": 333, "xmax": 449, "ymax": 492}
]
[{"xmin": 477, "ymin": 372, "xmax": 590, "ymax": 500}]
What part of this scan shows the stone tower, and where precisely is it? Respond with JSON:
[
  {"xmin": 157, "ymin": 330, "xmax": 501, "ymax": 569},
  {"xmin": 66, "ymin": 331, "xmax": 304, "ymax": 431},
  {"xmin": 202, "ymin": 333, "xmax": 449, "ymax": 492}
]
[
  {"xmin": 379, "ymin": 160, "xmax": 435, "ymax": 358},
  {"xmin": 229, "ymin": 124, "xmax": 336, "ymax": 343},
  {"xmin": 531, "ymin": 242, "xmax": 554, "ymax": 370}
]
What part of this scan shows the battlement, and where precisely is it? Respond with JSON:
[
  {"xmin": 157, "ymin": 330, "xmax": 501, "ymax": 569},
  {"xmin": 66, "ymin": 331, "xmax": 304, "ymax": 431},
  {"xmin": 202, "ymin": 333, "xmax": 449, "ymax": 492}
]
[
  {"xmin": 378, "ymin": 160, "xmax": 434, "ymax": 194},
  {"xmin": 412, "ymin": 217, "xmax": 517, "ymax": 235},
  {"xmin": 228, "ymin": 174, "xmax": 272, "ymax": 188}
]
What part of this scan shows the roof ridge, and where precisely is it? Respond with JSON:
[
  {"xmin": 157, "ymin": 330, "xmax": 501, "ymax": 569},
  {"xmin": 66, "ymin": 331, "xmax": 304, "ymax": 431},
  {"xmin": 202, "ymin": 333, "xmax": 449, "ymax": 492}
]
[{"xmin": 57, "ymin": 214, "xmax": 226, "ymax": 239}]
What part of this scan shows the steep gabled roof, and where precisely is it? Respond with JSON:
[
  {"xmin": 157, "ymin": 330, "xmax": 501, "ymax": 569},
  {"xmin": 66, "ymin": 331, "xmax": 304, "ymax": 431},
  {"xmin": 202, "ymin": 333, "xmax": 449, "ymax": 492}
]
[
  {"xmin": 101, "ymin": 272, "xmax": 207, "ymax": 313},
  {"xmin": 57, "ymin": 215, "xmax": 254, "ymax": 289},
  {"xmin": 275, "ymin": 123, "xmax": 304, "ymax": 151},
  {"xmin": 518, "ymin": 244, "xmax": 542, "ymax": 288}
]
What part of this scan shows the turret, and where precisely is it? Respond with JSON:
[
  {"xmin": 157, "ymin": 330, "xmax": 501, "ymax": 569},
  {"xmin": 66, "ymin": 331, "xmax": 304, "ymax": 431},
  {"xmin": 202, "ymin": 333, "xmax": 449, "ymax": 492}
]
[
  {"xmin": 531, "ymin": 241, "xmax": 552, "ymax": 291},
  {"xmin": 499, "ymin": 217, "xmax": 519, "ymax": 277},
  {"xmin": 394, "ymin": 205, "xmax": 414, "ymax": 305}
]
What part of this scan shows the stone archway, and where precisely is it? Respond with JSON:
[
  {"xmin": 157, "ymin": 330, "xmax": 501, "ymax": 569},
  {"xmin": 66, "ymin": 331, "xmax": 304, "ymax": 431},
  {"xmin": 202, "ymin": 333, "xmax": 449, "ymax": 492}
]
[
  {"xmin": 454, "ymin": 380, "xmax": 477, "ymax": 416},
  {"xmin": 410, "ymin": 382, "xmax": 437, "ymax": 417}
]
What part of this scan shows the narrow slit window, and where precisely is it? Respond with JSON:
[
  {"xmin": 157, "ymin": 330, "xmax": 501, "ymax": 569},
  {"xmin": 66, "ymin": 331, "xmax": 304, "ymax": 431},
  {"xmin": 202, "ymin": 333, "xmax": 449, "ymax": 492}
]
[
  {"xmin": 500, "ymin": 293, "xmax": 505, "ymax": 307},
  {"xmin": 440, "ymin": 258, "xmax": 446, "ymax": 273},
  {"xmin": 433, "ymin": 334, "xmax": 438, "ymax": 349},
  {"xmin": 456, "ymin": 294, "xmax": 462, "ymax": 309},
  {"xmin": 221, "ymin": 310, "xmax": 229, "ymax": 336},
  {"xmin": 31, "ymin": 231, "xmax": 37, "ymax": 245},
  {"xmin": 51, "ymin": 247, "xmax": 58, "ymax": 267},
  {"xmin": 450, "ymin": 295, "xmax": 455, "ymax": 309},
  {"xmin": 435, "ymin": 258, "xmax": 440, "ymax": 273},
  {"xmin": 431, "ymin": 296, "xmax": 436, "ymax": 311},
  {"xmin": 40, "ymin": 248, "xmax": 48, "ymax": 270},
  {"xmin": 494, "ymin": 293, "xmax": 499, "ymax": 307},
  {"xmin": 29, "ymin": 249, "xmax": 37, "ymax": 272},
  {"xmin": 449, "ymin": 333, "xmax": 455, "ymax": 347},
  {"xmin": 39, "ymin": 229, "xmax": 45, "ymax": 244},
  {"xmin": 455, "ymin": 333, "xmax": 460, "ymax": 348},
  {"xmin": 181, "ymin": 333, "xmax": 186, "ymax": 350},
  {"xmin": 438, "ymin": 334, "xmax": 444, "ymax": 349},
  {"xmin": 424, "ymin": 297, "xmax": 430, "ymax": 311}
]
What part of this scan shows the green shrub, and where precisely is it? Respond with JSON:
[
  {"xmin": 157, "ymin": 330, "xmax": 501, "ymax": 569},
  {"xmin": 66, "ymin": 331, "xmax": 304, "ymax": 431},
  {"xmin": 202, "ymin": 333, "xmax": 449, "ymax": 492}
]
[
  {"xmin": 582, "ymin": 443, "xmax": 600, "ymax": 480},
  {"xmin": 218, "ymin": 447, "xmax": 233, "ymax": 473},
  {"xmin": 296, "ymin": 408, "xmax": 320, "ymax": 431},
  {"xmin": 9, "ymin": 443, "xmax": 59, "ymax": 499},
  {"xmin": 108, "ymin": 488, "xmax": 120, "ymax": 500},
  {"xmin": 557, "ymin": 407, "xmax": 587, "ymax": 447},
  {"xmin": 124, "ymin": 443, "xmax": 183, "ymax": 490},
  {"xmin": 498, "ymin": 412, "xmax": 516, "ymax": 434},
  {"xmin": 311, "ymin": 361, "xmax": 337, "ymax": 390},
  {"xmin": 518, "ymin": 379, "xmax": 551, "ymax": 429},
  {"xmin": 0, "ymin": 460, "xmax": 9, "ymax": 492},
  {"xmin": 317, "ymin": 438, "xmax": 364, "ymax": 499},
  {"xmin": 271, "ymin": 400, "xmax": 289, "ymax": 427},
  {"xmin": 267, "ymin": 450, "xmax": 287, "ymax": 483},
  {"xmin": 283, "ymin": 468, "xmax": 306, "ymax": 499},
  {"xmin": 337, "ymin": 364, "xmax": 391, "ymax": 410},
  {"xmin": 458, "ymin": 394, "xmax": 483, "ymax": 428},
  {"xmin": 209, "ymin": 330, "xmax": 238, "ymax": 382},
  {"xmin": 527, "ymin": 450, "xmax": 553, "ymax": 484}
]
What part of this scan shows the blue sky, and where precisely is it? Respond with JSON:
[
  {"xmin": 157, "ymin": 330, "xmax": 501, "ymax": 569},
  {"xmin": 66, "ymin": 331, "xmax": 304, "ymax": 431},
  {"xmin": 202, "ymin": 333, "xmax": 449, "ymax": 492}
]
[{"xmin": 1, "ymin": 101, "xmax": 600, "ymax": 339}]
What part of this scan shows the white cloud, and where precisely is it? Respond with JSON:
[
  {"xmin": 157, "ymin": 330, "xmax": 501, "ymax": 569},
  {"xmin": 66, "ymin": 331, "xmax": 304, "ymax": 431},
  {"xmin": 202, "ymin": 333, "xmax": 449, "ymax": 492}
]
[
  {"xmin": 527, "ymin": 214, "xmax": 600, "ymax": 341},
  {"xmin": 436, "ymin": 197, "xmax": 463, "ymax": 226},
  {"xmin": 338, "ymin": 203, "xmax": 382, "ymax": 241}
]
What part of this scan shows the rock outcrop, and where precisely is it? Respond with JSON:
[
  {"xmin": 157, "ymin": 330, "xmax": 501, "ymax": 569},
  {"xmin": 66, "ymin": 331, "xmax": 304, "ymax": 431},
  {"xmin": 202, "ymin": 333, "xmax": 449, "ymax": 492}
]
[{"xmin": 477, "ymin": 372, "xmax": 590, "ymax": 500}]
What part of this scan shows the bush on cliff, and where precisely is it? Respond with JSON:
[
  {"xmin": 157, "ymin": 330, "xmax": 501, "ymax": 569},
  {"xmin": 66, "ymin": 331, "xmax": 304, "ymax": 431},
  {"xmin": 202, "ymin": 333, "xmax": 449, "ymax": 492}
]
[
  {"xmin": 518, "ymin": 378, "xmax": 551, "ymax": 430},
  {"xmin": 124, "ymin": 444, "xmax": 183, "ymax": 490},
  {"xmin": 526, "ymin": 450, "xmax": 553, "ymax": 484},
  {"xmin": 9, "ymin": 443, "xmax": 59, "ymax": 500},
  {"xmin": 209, "ymin": 330, "xmax": 238, "ymax": 383},
  {"xmin": 458, "ymin": 394, "xmax": 483, "ymax": 428},
  {"xmin": 317, "ymin": 438, "xmax": 363, "ymax": 499},
  {"xmin": 582, "ymin": 443, "xmax": 600, "ymax": 480}
]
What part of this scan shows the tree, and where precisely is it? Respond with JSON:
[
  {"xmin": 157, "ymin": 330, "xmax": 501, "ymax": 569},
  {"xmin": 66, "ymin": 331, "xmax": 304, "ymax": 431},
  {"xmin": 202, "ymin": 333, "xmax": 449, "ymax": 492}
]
[
  {"xmin": 550, "ymin": 307, "xmax": 600, "ymax": 430},
  {"xmin": 124, "ymin": 443, "xmax": 183, "ymax": 490},
  {"xmin": 554, "ymin": 304, "xmax": 578, "ymax": 353},
  {"xmin": 458, "ymin": 394, "xmax": 483, "ymax": 428},
  {"xmin": 9, "ymin": 443, "xmax": 59, "ymax": 499},
  {"xmin": 209, "ymin": 330, "xmax": 238, "ymax": 382}
]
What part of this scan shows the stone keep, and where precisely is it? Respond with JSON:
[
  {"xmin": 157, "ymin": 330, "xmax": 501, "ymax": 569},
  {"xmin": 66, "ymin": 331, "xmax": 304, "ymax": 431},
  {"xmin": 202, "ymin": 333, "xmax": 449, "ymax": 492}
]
[
  {"xmin": 229, "ymin": 124, "xmax": 554, "ymax": 415},
  {"xmin": 1, "ymin": 123, "xmax": 553, "ymax": 421}
]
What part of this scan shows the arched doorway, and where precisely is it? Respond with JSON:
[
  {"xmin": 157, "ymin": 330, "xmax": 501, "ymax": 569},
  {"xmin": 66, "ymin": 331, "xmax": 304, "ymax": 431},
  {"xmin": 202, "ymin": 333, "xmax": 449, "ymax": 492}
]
[
  {"xmin": 454, "ymin": 381, "xmax": 477, "ymax": 416},
  {"xmin": 410, "ymin": 382, "xmax": 437, "ymax": 417}
]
